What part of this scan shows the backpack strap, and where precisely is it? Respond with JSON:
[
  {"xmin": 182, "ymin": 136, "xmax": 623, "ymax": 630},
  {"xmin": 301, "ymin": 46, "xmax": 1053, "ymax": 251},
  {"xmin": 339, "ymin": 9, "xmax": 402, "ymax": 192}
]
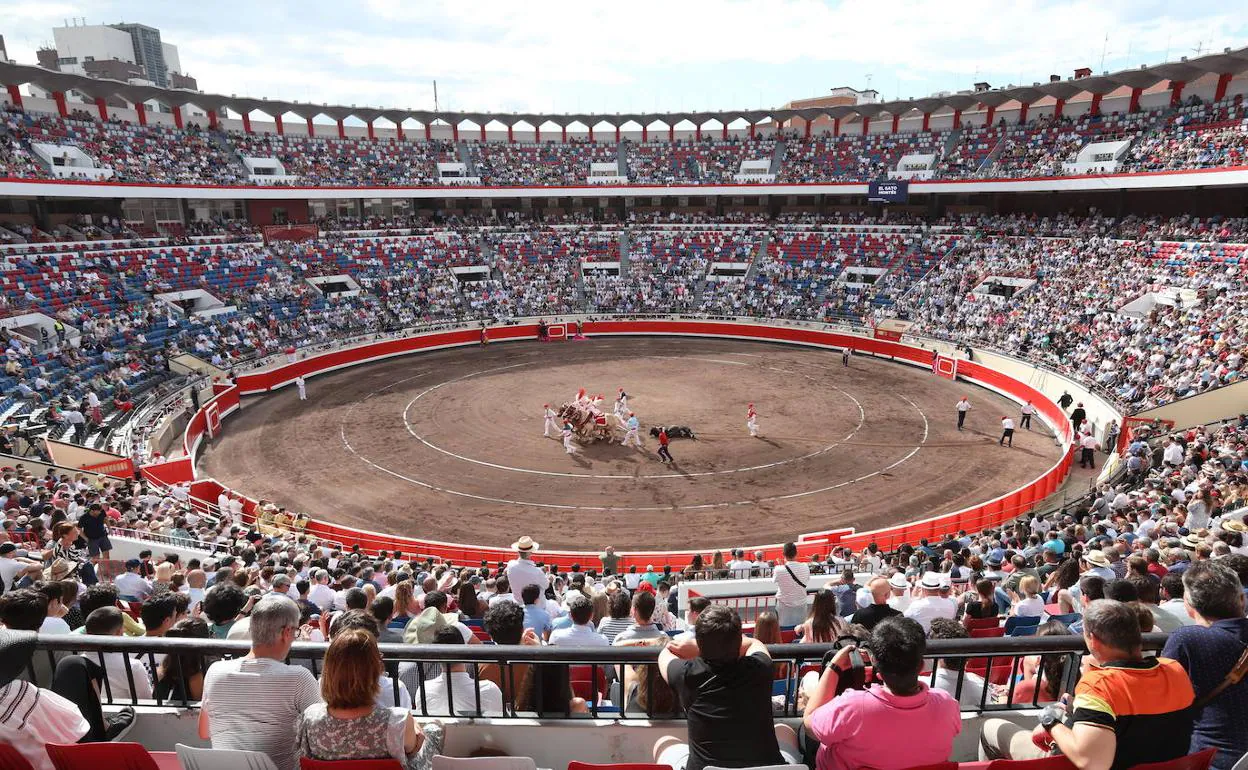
[{"xmin": 1192, "ymin": 644, "xmax": 1248, "ymax": 711}]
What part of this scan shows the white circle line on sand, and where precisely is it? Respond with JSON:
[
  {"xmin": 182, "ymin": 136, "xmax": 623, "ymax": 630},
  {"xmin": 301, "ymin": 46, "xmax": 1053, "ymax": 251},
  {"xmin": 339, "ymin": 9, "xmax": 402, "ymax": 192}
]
[
  {"xmin": 336, "ymin": 352, "xmax": 930, "ymax": 510},
  {"xmin": 341, "ymin": 389, "xmax": 929, "ymax": 511},
  {"xmin": 397, "ymin": 359, "xmax": 867, "ymax": 480}
]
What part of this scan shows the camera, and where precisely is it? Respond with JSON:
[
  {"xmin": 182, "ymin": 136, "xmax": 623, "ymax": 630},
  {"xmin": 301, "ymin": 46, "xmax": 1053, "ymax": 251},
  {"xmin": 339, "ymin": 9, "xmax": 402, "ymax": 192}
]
[{"xmin": 823, "ymin": 635, "xmax": 871, "ymax": 694}]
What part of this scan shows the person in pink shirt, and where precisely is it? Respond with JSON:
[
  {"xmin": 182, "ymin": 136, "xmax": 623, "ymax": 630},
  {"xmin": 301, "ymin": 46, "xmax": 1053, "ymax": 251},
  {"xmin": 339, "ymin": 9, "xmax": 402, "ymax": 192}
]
[{"xmin": 803, "ymin": 617, "xmax": 961, "ymax": 770}]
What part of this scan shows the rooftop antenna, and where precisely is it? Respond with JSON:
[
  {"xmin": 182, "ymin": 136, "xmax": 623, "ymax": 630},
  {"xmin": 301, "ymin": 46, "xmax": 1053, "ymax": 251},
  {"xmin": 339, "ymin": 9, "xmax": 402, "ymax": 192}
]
[
  {"xmin": 1192, "ymin": 40, "xmax": 1206, "ymax": 56},
  {"xmin": 433, "ymin": 80, "xmax": 439, "ymax": 112},
  {"xmin": 1098, "ymin": 32, "xmax": 1110, "ymax": 71}
]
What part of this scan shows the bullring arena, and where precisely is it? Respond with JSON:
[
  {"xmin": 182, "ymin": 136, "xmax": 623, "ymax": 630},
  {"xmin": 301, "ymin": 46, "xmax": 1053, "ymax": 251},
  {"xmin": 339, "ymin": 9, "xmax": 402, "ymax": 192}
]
[
  {"xmin": 199, "ymin": 333, "xmax": 1062, "ymax": 550},
  {"xmin": 6, "ymin": 13, "xmax": 1248, "ymax": 768}
]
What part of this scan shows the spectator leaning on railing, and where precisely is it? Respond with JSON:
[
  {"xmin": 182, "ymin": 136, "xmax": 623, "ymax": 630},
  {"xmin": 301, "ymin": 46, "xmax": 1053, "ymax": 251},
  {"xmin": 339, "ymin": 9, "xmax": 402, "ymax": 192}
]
[{"xmin": 655, "ymin": 604, "xmax": 801, "ymax": 770}]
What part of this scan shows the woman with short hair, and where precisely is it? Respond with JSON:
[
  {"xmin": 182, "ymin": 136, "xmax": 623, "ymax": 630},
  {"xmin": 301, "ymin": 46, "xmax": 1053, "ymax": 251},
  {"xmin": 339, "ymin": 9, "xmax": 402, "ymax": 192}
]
[{"xmin": 297, "ymin": 628, "xmax": 443, "ymax": 770}]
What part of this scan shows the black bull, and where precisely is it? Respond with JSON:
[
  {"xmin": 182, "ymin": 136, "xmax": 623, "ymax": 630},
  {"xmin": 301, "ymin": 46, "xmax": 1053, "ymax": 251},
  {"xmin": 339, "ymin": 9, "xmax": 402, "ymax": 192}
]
[{"xmin": 650, "ymin": 425, "xmax": 697, "ymax": 439}]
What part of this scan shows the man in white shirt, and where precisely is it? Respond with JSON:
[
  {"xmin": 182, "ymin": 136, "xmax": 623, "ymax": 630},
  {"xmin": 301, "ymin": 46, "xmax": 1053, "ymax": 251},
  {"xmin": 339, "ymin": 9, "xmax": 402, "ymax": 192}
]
[
  {"xmin": 727, "ymin": 549, "xmax": 752, "ymax": 576},
  {"xmin": 1079, "ymin": 549, "xmax": 1116, "ymax": 583},
  {"xmin": 886, "ymin": 573, "xmax": 914, "ymax": 613},
  {"xmin": 1156, "ymin": 573, "xmax": 1199, "ymax": 628},
  {"xmin": 306, "ymin": 569, "xmax": 335, "ymax": 613},
  {"xmin": 0, "ymin": 543, "xmax": 43, "ymax": 591},
  {"xmin": 505, "ymin": 536, "xmax": 548, "ymax": 609},
  {"xmin": 1020, "ymin": 401, "xmax": 1037, "ymax": 430},
  {"xmin": 1079, "ymin": 432, "xmax": 1100, "ymax": 469},
  {"xmin": 549, "ymin": 595, "xmax": 609, "ymax": 647},
  {"xmin": 114, "ymin": 559, "xmax": 153, "ymax": 601},
  {"xmin": 928, "ymin": 618, "xmax": 988, "ymax": 707},
  {"xmin": 956, "ymin": 396, "xmax": 972, "ymax": 431},
  {"xmin": 417, "ymin": 626, "xmax": 503, "ymax": 716},
  {"xmin": 772, "ymin": 542, "xmax": 811, "ymax": 627},
  {"xmin": 999, "ymin": 416, "xmax": 1016, "ymax": 447},
  {"xmin": 751, "ymin": 551, "xmax": 772, "ymax": 577},
  {"xmin": 903, "ymin": 572, "xmax": 957, "ymax": 631},
  {"xmin": 35, "ymin": 584, "xmax": 72, "ymax": 636},
  {"xmin": 199, "ymin": 595, "xmax": 321, "ymax": 770},
  {"xmin": 1163, "ymin": 438, "xmax": 1185, "ymax": 467},
  {"xmin": 83, "ymin": 607, "xmax": 153, "ymax": 702},
  {"xmin": 617, "ymin": 566, "xmax": 640, "ymax": 590}
]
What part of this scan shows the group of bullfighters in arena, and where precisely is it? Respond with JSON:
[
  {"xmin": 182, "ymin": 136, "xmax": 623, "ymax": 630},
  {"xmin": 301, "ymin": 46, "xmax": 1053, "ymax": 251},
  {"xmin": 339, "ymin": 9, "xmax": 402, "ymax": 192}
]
[{"xmin": 543, "ymin": 387, "xmax": 760, "ymax": 463}]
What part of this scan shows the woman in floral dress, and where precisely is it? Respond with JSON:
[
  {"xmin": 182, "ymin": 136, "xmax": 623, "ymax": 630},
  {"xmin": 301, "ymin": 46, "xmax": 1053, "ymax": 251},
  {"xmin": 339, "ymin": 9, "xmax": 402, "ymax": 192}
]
[{"xmin": 297, "ymin": 628, "xmax": 443, "ymax": 770}]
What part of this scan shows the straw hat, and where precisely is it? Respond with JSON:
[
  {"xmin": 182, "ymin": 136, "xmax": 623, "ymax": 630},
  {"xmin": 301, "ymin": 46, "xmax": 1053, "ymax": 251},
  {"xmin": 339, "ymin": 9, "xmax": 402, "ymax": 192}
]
[{"xmin": 510, "ymin": 536, "xmax": 540, "ymax": 552}]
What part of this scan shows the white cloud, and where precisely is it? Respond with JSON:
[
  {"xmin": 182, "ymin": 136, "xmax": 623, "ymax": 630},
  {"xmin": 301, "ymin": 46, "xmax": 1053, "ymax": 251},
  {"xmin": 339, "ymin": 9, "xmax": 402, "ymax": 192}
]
[{"xmin": 4, "ymin": 1, "xmax": 1246, "ymax": 113}]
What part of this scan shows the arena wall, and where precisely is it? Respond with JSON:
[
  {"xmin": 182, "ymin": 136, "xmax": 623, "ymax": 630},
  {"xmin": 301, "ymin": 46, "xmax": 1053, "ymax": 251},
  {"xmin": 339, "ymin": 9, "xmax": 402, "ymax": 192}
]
[
  {"xmin": 149, "ymin": 318, "xmax": 1097, "ymax": 567},
  {"xmin": 962, "ymin": 347, "xmax": 1120, "ymax": 461},
  {"xmin": 1129, "ymin": 377, "xmax": 1248, "ymax": 431},
  {"xmin": 4, "ymin": 163, "xmax": 1248, "ymax": 201}
]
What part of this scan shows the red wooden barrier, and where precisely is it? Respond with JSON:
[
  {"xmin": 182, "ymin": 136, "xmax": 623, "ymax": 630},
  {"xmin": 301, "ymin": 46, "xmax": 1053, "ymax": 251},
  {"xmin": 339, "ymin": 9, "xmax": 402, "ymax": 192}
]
[{"xmin": 162, "ymin": 320, "xmax": 1077, "ymax": 567}]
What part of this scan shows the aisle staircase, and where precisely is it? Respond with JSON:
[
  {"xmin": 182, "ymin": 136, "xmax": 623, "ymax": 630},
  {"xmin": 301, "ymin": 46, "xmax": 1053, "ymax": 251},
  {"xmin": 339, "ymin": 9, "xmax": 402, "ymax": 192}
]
[
  {"xmin": 618, "ymin": 229, "xmax": 631, "ymax": 272},
  {"xmin": 743, "ymin": 231, "xmax": 771, "ymax": 282},
  {"xmin": 456, "ymin": 141, "xmax": 477, "ymax": 175},
  {"xmin": 768, "ymin": 140, "xmax": 787, "ymax": 176}
]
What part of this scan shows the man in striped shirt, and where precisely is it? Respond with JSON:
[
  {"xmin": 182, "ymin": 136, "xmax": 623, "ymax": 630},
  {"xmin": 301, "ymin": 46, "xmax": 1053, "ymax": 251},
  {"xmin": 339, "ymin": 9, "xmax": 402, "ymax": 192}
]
[{"xmin": 199, "ymin": 595, "xmax": 321, "ymax": 770}]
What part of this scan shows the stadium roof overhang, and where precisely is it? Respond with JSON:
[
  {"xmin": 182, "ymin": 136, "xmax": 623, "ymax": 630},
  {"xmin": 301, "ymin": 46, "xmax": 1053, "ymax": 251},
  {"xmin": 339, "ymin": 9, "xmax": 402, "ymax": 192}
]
[{"xmin": 3, "ymin": 47, "xmax": 1248, "ymax": 128}]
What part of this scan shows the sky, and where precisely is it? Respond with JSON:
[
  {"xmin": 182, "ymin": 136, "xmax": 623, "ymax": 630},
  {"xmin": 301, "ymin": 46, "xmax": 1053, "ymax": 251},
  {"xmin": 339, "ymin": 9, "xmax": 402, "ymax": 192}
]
[{"xmin": 3, "ymin": 0, "xmax": 1247, "ymax": 118}]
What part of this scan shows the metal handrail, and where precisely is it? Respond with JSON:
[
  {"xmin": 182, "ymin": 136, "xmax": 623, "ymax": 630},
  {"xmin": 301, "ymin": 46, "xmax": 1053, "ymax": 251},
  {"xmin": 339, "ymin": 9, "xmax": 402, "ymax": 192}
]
[{"xmin": 26, "ymin": 630, "xmax": 1169, "ymax": 719}]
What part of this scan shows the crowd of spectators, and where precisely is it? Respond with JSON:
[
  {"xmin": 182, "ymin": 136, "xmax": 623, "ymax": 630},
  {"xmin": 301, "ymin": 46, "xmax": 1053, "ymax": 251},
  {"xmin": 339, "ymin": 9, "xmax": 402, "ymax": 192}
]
[
  {"xmin": 778, "ymin": 130, "xmax": 945, "ymax": 183},
  {"xmin": 891, "ymin": 229, "xmax": 1246, "ymax": 410},
  {"xmin": 2, "ymin": 108, "xmax": 246, "ymax": 184},
  {"xmin": 0, "ymin": 408, "xmax": 1245, "ymax": 768},
  {"xmin": 3, "ymin": 95, "xmax": 1248, "ymax": 186},
  {"xmin": 228, "ymin": 133, "xmax": 456, "ymax": 186},
  {"xmin": 625, "ymin": 137, "xmax": 777, "ymax": 185},
  {"xmin": 4, "ymin": 211, "xmax": 1246, "ymax": 444},
  {"xmin": 465, "ymin": 140, "xmax": 619, "ymax": 185}
]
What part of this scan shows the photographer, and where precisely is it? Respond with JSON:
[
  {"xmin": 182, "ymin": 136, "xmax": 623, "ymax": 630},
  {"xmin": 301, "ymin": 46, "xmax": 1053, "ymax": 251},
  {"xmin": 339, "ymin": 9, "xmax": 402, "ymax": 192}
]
[{"xmin": 802, "ymin": 616, "xmax": 960, "ymax": 770}]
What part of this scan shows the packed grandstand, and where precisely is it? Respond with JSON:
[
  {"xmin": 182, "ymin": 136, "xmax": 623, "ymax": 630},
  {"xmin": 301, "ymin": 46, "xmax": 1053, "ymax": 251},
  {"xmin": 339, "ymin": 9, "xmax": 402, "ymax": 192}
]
[
  {"xmin": 0, "ymin": 35, "xmax": 1247, "ymax": 770},
  {"xmin": 1, "ymin": 93, "xmax": 1247, "ymax": 186}
]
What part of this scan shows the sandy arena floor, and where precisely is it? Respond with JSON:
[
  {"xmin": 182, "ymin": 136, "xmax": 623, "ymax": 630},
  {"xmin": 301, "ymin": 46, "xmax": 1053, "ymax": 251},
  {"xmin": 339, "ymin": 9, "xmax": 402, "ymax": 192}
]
[{"xmin": 198, "ymin": 338, "xmax": 1061, "ymax": 550}]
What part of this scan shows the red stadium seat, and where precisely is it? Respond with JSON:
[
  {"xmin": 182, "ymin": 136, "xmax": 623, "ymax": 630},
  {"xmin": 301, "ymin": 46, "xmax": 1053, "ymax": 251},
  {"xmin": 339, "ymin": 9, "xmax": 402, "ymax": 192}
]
[
  {"xmin": 898, "ymin": 763, "xmax": 958, "ymax": 770},
  {"xmin": 569, "ymin": 664, "xmax": 607, "ymax": 700},
  {"xmin": 966, "ymin": 658, "xmax": 1015, "ymax": 686},
  {"xmin": 970, "ymin": 626, "xmax": 1006, "ymax": 638},
  {"xmin": 44, "ymin": 743, "xmax": 161, "ymax": 770},
  {"xmin": 964, "ymin": 616, "xmax": 1001, "ymax": 631},
  {"xmin": 301, "ymin": 759, "xmax": 404, "ymax": 769},
  {"xmin": 1124, "ymin": 749, "xmax": 1218, "ymax": 770},
  {"xmin": 571, "ymin": 758, "xmax": 673, "ymax": 763},
  {"xmin": 0, "ymin": 744, "xmax": 36, "ymax": 770}
]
